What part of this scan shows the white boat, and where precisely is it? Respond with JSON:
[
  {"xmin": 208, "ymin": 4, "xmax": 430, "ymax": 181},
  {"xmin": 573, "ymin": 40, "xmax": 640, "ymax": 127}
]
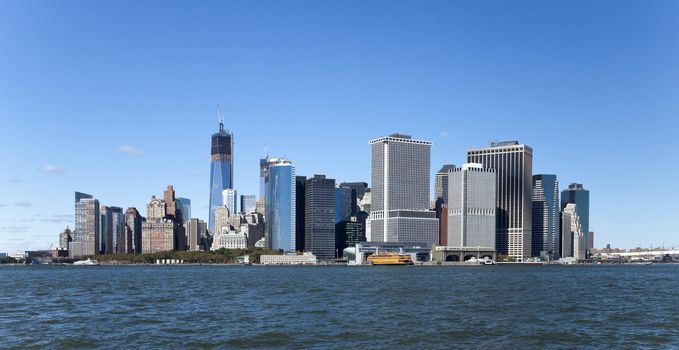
[
  {"xmin": 482, "ymin": 257, "xmax": 497, "ymax": 265},
  {"xmin": 73, "ymin": 258, "xmax": 100, "ymax": 266},
  {"xmin": 465, "ymin": 256, "xmax": 481, "ymax": 264}
]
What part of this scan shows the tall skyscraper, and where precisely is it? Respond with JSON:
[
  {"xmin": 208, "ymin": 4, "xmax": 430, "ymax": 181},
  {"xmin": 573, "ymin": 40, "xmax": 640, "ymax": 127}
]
[
  {"xmin": 222, "ymin": 189, "xmax": 238, "ymax": 216},
  {"xmin": 209, "ymin": 111, "xmax": 234, "ymax": 234},
  {"xmin": 435, "ymin": 164, "xmax": 455, "ymax": 204},
  {"xmin": 265, "ymin": 158, "xmax": 296, "ymax": 251},
  {"xmin": 368, "ymin": 134, "xmax": 438, "ymax": 244},
  {"xmin": 240, "ymin": 195, "xmax": 256, "ymax": 214},
  {"xmin": 110, "ymin": 207, "xmax": 125, "ymax": 254},
  {"xmin": 295, "ymin": 176, "xmax": 306, "ymax": 251},
  {"xmin": 259, "ymin": 157, "xmax": 269, "ymax": 201},
  {"xmin": 164, "ymin": 185, "xmax": 185, "ymax": 250},
  {"xmin": 335, "ymin": 186, "xmax": 353, "ymax": 223},
  {"xmin": 124, "ymin": 207, "xmax": 142, "ymax": 254},
  {"xmin": 561, "ymin": 183, "xmax": 590, "ymax": 257},
  {"xmin": 100, "ymin": 205, "xmax": 111, "ymax": 254},
  {"xmin": 213, "ymin": 205, "xmax": 231, "ymax": 238},
  {"xmin": 532, "ymin": 175, "xmax": 560, "ymax": 259},
  {"xmin": 339, "ymin": 182, "xmax": 368, "ymax": 201},
  {"xmin": 59, "ymin": 226, "xmax": 72, "ymax": 250},
  {"xmin": 305, "ymin": 175, "xmax": 336, "ymax": 259},
  {"xmin": 446, "ymin": 164, "xmax": 496, "ymax": 249},
  {"xmin": 185, "ymin": 218, "xmax": 207, "ymax": 251},
  {"xmin": 467, "ymin": 141, "xmax": 533, "ymax": 261},
  {"xmin": 435, "ymin": 164, "xmax": 455, "ymax": 246},
  {"xmin": 71, "ymin": 192, "xmax": 100, "ymax": 257},
  {"xmin": 101, "ymin": 206, "xmax": 124, "ymax": 254},
  {"xmin": 176, "ymin": 198, "xmax": 191, "ymax": 222},
  {"xmin": 561, "ymin": 203, "xmax": 584, "ymax": 260}
]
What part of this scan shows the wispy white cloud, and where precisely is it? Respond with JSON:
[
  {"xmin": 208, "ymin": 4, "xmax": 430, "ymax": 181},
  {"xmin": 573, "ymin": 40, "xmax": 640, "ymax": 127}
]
[
  {"xmin": 41, "ymin": 165, "xmax": 64, "ymax": 174},
  {"xmin": 13, "ymin": 202, "xmax": 31, "ymax": 207},
  {"xmin": 0, "ymin": 204, "xmax": 6, "ymax": 208},
  {"xmin": 0, "ymin": 225, "xmax": 30, "ymax": 233},
  {"xmin": 8, "ymin": 178, "xmax": 22, "ymax": 183},
  {"xmin": 440, "ymin": 131, "xmax": 449, "ymax": 138},
  {"xmin": 40, "ymin": 214, "xmax": 74, "ymax": 223},
  {"xmin": 117, "ymin": 145, "xmax": 144, "ymax": 156}
]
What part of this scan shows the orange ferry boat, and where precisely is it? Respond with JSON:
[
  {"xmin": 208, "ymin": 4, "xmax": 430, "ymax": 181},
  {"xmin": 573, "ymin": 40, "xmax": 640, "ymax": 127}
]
[{"xmin": 367, "ymin": 252, "xmax": 414, "ymax": 265}]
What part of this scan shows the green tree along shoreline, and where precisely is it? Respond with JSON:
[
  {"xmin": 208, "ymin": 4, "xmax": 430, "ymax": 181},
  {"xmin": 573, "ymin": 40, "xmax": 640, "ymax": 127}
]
[{"xmin": 90, "ymin": 248, "xmax": 283, "ymax": 264}]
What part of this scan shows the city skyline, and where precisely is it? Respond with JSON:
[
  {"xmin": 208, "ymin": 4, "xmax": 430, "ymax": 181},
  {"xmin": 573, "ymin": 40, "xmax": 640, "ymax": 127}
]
[{"xmin": 1, "ymin": 1, "xmax": 678, "ymax": 252}]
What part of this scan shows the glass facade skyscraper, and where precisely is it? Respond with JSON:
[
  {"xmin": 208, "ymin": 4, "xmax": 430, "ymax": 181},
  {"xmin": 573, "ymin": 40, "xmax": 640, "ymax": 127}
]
[
  {"xmin": 435, "ymin": 164, "xmax": 455, "ymax": 204},
  {"xmin": 561, "ymin": 183, "xmax": 590, "ymax": 257},
  {"xmin": 100, "ymin": 206, "xmax": 124, "ymax": 254},
  {"xmin": 295, "ymin": 176, "xmax": 306, "ymax": 251},
  {"xmin": 208, "ymin": 119, "xmax": 234, "ymax": 234},
  {"xmin": 532, "ymin": 175, "xmax": 559, "ymax": 259},
  {"xmin": 71, "ymin": 192, "xmax": 100, "ymax": 258},
  {"xmin": 265, "ymin": 158, "xmax": 296, "ymax": 251},
  {"xmin": 222, "ymin": 189, "xmax": 237, "ymax": 216},
  {"xmin": 176, "ymin": 198, "xmax": 191, "ymax": 221},
  {"xmin": 240, "ymin": 195, "xmax": 256, "ymax": 214},
  {"xmin": 335, "ymin": 186, "xmax": 353, "ymax": 223}
]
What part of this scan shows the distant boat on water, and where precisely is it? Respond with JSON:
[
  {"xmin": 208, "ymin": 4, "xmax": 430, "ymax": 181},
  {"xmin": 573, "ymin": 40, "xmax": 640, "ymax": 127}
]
[{"xmin": 73, "ymin": 258, "xmax": 100, "ymax": 266}]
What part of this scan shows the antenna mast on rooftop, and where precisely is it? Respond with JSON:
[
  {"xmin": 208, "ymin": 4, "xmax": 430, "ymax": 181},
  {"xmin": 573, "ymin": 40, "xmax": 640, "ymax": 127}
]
[{"xmin": 217, "ymin": 104, "xmax": 225, "ymax": 132}]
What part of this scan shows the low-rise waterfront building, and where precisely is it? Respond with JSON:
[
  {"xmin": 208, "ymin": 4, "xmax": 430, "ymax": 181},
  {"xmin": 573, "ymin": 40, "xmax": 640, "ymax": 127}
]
[
  {"xmin": 260, "ymin": 252, "xmax": 317, "ymax": 265},
  {"xmin": 345, "ymin": 242, "xmax": 432, "ymax": 265},
  {"xmin": 214, "ymin": 230, "xmax": 248, "ymax": 249}
]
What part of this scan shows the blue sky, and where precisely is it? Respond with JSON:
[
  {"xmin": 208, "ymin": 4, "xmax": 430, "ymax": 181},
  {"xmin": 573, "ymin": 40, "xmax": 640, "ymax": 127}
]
[{"xmin": 1, "ymin": 0, "xmax": 677, "ymax": 252}]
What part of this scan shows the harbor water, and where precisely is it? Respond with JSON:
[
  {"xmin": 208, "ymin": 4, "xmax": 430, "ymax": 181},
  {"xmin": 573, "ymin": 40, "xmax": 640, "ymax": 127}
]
[{"xmin": 1, "ymin": 264, "xmax": 678, "ymax": 349}]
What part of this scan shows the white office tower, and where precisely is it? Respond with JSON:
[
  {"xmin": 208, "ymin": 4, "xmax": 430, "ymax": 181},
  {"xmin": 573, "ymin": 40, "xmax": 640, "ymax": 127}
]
[
  {"xmin": 222, "ymin": 189, "xmax": 238, "ymax": 216},
  {"xmin": 367, "ymin": 134, "xmax": 438, "ymax": 244},
  {"xmin": 447, "ymin": 164, "xmax": 496, "ymax": 249},
  {"xmin": 561, "ymin": 203, "xmax": 585, "ymax": 260}
]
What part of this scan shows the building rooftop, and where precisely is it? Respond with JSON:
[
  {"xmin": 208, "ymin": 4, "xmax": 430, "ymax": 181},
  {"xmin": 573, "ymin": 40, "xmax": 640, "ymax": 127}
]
[
  {"xmin": 389, "ymin": 133, "xmax": 412, "ymax": 139},
  {"xmin": 437, "ymin": 164, "xmax": 456, "ymax": 174},
  {"xmin": 491, "ymin": 140, "xmax": 519, "ymax": 147},
  {"xmin": 568, "ymin": 183, "xmax": 585, "ymax": 190},
  {"xmin": 369, "ymin": 134, "xmax": 432, "ymax": 145}
]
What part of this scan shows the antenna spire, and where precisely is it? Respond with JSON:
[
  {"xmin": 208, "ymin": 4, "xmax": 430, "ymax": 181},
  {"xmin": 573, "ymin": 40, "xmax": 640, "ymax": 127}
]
[{"xmin": 217, "ymin": 104, "xmax": 225, "ymax": 132}]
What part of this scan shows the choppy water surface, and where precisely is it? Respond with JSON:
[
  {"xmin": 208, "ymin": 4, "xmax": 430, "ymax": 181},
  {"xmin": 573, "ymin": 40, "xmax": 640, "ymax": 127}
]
[{"xmin": 1, "ymin": 265, "xmax": 678, "ymax": 349}]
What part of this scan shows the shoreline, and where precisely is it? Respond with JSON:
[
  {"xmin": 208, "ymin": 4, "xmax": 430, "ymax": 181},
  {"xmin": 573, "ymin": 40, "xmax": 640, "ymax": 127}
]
[{"xmin": 3, "ymin": 262, "xmax": 679, "ymax": 267}]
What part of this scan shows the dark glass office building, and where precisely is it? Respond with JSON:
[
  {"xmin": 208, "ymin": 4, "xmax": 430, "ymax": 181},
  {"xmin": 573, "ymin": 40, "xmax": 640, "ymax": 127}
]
[
  {"xmin": 336, "ymin": 219, "xmax": 365, "ymax": 254},
  {"xmin": 532, "ymin": 174, "xmax": 559, "ymax": 259},
  {"xmin": 335, "ymin": 186, "xmax": 354, "ymax": 223},
  {"xmin": 305, "ymin": 175, "xmax": 336, "ymax": 259},
  {"xmin": 208, "ymin": 119, "xmax": 234, "ymax": 234},
  {"xmin": 339, "ymin": 182, "xmax": 368, "ymax": 201},
  {"xmin": 295, "ymin": 176, "xmax": 307, "ymax": 251}
]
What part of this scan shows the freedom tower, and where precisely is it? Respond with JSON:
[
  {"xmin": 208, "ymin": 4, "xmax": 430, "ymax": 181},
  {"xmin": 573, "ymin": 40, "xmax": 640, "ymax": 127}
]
[{"xmin": 208, "ymin": 107, "xmax": 234, "ymax": 233}]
